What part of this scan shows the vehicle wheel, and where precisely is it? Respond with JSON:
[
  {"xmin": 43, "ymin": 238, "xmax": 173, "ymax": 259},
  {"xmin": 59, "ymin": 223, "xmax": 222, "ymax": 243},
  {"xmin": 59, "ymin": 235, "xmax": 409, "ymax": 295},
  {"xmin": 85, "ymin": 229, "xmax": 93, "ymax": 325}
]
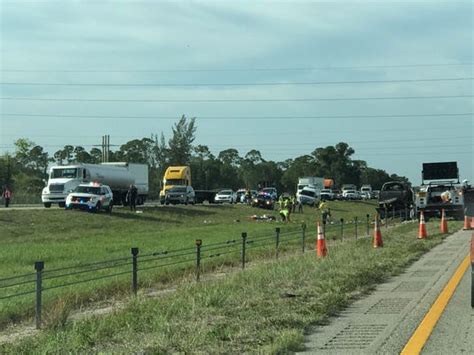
[
  {"xmin": 44, "ymin": 203, "xmax": 51, "ymax": 208},
  {"xmin": 165, "ymin": 201, "xmax": 170, "ymax": 205},
  {"xmin": 58, "ymin": 202, "xmax": 66, "ymax": 208}
]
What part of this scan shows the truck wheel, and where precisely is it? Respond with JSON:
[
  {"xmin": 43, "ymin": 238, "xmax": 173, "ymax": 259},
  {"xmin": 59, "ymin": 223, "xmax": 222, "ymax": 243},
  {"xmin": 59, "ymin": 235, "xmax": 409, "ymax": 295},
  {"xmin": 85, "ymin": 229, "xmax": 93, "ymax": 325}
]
[
  {"xmin": 44, "ymin": 203, "xmax": 52, "ymax": 208},
  {"xmin": 59, "ymin": 202, "xmax": 66, "ymax": 208}
]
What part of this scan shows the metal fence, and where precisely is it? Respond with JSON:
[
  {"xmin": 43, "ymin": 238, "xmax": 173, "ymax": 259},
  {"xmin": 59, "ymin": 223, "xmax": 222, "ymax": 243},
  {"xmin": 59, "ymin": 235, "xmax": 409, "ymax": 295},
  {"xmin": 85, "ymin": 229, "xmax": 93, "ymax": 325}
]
[{"xmin": 0, "ymin": 213, "xmax": 406, "ymax": 329}]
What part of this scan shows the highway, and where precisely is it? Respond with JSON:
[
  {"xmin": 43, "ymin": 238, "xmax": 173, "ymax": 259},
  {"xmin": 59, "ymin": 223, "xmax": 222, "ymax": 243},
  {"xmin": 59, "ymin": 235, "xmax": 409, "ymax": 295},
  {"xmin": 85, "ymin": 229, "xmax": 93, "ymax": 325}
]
[{"xmin": 299, "ymin": 229, "xmax": 473, "ymax": 354}]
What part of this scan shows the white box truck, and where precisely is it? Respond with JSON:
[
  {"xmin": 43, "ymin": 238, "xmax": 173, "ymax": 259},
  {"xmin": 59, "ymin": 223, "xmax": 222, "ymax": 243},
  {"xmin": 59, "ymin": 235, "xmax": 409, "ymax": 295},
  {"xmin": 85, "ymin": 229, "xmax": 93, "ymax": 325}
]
[{"xmin": 41, "ymin": 163, "xmax": 148, "ymax": 208}]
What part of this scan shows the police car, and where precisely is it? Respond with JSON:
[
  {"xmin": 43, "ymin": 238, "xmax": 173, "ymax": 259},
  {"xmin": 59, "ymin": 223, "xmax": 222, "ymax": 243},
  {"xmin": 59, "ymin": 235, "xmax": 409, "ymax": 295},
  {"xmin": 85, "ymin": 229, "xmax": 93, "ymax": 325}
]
[{"xmin": 65, "ymin": 182, "xmax": 113, "ymax": 213}]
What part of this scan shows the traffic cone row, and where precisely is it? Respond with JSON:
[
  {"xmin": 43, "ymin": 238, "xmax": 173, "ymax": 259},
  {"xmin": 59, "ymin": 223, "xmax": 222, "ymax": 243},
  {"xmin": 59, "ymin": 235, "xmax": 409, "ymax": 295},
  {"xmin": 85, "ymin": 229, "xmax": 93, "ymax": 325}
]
[
  {"xmin": 418, "ymin": 211, "xmax": 428, "ymax": 239},
  {"xmin": 440, "ymin": 209, "xmax": 448, "ymax": 234},
  {"xmin": 314, "ymin": 210, "xmax": 470, "ymax": 258},
  {"xmin": 373, "ymin": 214, "xmax": 383, "ymax": 248},
  {"xmin": 316, "ymin": 222, "xmax": 328, "ymax": 257}
]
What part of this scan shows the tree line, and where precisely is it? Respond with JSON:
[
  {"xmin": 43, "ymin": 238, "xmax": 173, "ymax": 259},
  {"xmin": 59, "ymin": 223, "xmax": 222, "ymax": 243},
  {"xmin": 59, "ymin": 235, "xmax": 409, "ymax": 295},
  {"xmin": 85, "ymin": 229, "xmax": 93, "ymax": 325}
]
[{"xmin": 0, "ymin": 115, "xmax": 408, "ymax": 198}]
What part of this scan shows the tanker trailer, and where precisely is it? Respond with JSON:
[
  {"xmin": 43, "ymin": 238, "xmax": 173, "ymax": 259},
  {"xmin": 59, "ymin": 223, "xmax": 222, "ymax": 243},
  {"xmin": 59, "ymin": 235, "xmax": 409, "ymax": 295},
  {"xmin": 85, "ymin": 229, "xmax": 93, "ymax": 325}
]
[{"xmin": 42, "ymin": 163, "xmax": 148, "ymax": 208}]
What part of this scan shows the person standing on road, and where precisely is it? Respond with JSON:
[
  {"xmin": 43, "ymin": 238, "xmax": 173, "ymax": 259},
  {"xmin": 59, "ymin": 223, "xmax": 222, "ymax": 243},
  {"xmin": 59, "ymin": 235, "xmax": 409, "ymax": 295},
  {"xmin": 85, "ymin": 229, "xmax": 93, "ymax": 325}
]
[
  {"xmin": 126, "ymin": 184, "xmax": 138, "ymax": 211},
  {"xmin": 2, "ymin": 186, "xmax": 12, "ymax": 208}
]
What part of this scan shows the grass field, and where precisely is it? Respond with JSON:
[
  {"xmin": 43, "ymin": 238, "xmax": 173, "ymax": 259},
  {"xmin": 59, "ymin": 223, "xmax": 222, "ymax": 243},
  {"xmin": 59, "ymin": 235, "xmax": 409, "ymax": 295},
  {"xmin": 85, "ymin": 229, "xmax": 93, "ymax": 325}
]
[
  {"xmin": 1, "ymin": 207, "xmax": 462, "ymax": 353},
  {"xmin": 0, "ymin": 201, "xmax": 380, "ymax": 328},
  {"xmin": 0, "ymin": 202, "xmax": 461, "ymax": 351}
]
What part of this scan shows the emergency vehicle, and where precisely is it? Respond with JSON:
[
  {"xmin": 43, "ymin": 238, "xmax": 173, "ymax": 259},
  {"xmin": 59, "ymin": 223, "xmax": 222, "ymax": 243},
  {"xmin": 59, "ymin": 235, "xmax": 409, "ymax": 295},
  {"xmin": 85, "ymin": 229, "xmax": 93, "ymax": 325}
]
[{"xmin": 65, "ymin": 182, "xmax": 114, "ymax": 213}]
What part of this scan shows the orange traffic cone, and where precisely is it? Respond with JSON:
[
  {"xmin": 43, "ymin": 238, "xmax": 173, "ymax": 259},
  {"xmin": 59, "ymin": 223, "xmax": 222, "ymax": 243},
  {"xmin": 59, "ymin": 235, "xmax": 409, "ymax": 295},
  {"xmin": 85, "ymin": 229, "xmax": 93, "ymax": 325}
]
[
  {"xmin": 418, "ymin": 211, "xmax": 428, "ymax": 239},
  {"xmin": 316, "ymin": 222, "xmax": 328, "ymax": 257},
  {"xmin": 465, "ymin": 215, "xmax": 473, "ymax": 230},
  {"xmin": 373, "ymin": 215, "xmax": 383, "ymax": 248},
  {"xmin": 440, "ymin": 209, "xmax": 448, "ymax": 234}
]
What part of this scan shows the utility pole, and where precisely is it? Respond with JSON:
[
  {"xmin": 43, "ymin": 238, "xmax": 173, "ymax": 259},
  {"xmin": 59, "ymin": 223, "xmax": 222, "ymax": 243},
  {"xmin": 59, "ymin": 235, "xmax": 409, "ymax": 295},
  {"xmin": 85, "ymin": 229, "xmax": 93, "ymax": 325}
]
[{"xmin": 101, "ymin": 135, "xmax": 110, "ymax": 162}]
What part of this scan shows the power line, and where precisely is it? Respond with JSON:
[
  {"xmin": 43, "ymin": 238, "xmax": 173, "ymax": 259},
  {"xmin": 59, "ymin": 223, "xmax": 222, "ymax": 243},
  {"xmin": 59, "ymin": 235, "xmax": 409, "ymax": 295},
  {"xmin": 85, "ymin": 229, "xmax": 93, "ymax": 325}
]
[
  {"xmin": 1, "ymin": 62, "xmax": 472, "ymax": 73},
  {"xmin": 1, "ymin": 139, "xmax": 471, "ymax": 150},
  {"xmin": 1, "ymin": 77, "xmax": 472, "ymax": 87},
  {"xmin": 1, "ymin": 95, "xmax": 472, "ymax": 103},
  {"xmin": 1, "ymin": 112, "xmax": 471, "ymax": 120}
]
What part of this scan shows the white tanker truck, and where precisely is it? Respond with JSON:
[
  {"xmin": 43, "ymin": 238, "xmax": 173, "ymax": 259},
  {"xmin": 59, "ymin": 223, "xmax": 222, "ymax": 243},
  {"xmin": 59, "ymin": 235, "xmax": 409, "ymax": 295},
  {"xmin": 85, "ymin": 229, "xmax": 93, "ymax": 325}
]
[{"xmin": 41, "ymin": 163, "xmax": 148, "ymax": 208}]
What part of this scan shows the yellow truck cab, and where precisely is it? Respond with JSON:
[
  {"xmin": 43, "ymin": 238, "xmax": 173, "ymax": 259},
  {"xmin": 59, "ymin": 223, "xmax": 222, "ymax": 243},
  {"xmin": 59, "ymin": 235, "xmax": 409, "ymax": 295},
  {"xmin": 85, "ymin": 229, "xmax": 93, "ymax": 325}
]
[{"xmin": 159, "ymin": 166, "xmax": 192, "ymax": 204}]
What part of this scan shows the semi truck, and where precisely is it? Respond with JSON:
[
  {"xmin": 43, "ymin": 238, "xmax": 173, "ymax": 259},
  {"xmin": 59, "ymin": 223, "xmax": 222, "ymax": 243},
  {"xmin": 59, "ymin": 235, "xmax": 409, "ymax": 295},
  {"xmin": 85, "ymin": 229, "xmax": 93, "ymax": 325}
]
[
  {"xmin": 159, "ymin": 166, "xmax": 192, "ymax": 204},
  {"xmin": 42, "ymin": 163, "xmax": 149, "ymax": 208},
  {"xmin": 159, "ymin": 166, "xmax": 221, "ymax": 204}
]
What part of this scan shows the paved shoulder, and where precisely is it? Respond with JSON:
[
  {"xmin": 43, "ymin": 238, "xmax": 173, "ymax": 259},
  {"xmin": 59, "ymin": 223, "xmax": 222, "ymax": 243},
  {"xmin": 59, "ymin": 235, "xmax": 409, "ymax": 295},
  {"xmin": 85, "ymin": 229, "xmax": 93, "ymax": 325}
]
[{"xmin": 299, "ymin": 230, "xmax": 472, "ymax": 354}]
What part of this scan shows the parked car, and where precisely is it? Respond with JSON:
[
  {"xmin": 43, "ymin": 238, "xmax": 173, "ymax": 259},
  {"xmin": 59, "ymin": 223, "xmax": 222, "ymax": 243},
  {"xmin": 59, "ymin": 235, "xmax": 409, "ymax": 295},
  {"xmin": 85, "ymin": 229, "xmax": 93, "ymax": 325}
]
[
  {"xmin": 320, "ymin": 189, "xmax": 335, "ymax": 201},
  {"xmin": 252, "ymin": 193, "xmax": 275, "ymax": 209},
  {"xmin": 236, "ymin": 189, "xmax": 247, "ymax": 203},
  {"xmin": 360, "ymin": 191, "xmax": 371, "ymax": 200},
  {"xmin": 65, "ymin": 182, "xmax": 113, "ymax": 213},
  {"xmin": 332, "ymin": 189, "xmax": 343, "ymax": 200},
  {"xmin": 261, "ymin": 187, "xmax": 278, "ymax": 200},
  {"xmin": 342, "ymin": 189, "xmax": 359, "ymax": 200},
  {"xmin": 214, "ymin": 189, "xmax": 237, "ymax": 204},
  {"xmin": 165, "ymin": 185, "xmax": 195, "ymax": 205}
]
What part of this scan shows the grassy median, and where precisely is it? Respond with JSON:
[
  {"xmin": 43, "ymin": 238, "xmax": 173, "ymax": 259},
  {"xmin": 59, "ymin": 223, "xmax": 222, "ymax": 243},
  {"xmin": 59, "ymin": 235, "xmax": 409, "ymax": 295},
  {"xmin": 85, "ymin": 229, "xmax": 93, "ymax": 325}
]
[
  {"xmin": 0, "ymin": 201, "xmax": 377, "ymax": 328},
  {"xmin": 1, "ymin": 214, "xmax": 462, "ymax": 353}
]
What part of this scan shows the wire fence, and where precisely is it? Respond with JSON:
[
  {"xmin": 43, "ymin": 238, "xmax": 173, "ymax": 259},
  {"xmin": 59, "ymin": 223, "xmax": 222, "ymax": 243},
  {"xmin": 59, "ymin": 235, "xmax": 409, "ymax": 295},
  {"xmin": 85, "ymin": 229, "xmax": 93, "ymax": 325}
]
[{"xmin": 0, "ymin": 211, "xmax": 408, "ymax": 329}]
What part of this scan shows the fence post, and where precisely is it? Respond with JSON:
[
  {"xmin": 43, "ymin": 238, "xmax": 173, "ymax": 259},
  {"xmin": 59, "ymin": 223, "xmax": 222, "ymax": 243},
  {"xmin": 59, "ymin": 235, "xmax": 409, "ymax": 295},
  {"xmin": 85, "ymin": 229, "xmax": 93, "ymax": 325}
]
[
  {"xmin": 301, "ymin": 223, "xmax": 306, "ymax": 253},
  {"xmin": 35, "ymin": 261, "xmax": 44, "ymax": 330},
  {"xmin": 241, "ymin": 232, "xmax": 247, "ymax": 269},
  {"xmin": 275, "ymin": 227, "xmax": 281, "ymax": 259},
  {"xmin": 354, "ymin": 216, "xmax": 358, "ymax": 240},
  {"xmin": 195, "ymin": 239, "xmax": 202, "ymax": 281},
  {"xmin": 366, "ymin": 214, "xmax": 370, "ymax": 237},
  {"xmin": 131, "ymin": 247, "xmax": 139, "ymax": 296},
  {"xmin": 340, "ymin": 218, "xmax": 344, "ymax": 241}
]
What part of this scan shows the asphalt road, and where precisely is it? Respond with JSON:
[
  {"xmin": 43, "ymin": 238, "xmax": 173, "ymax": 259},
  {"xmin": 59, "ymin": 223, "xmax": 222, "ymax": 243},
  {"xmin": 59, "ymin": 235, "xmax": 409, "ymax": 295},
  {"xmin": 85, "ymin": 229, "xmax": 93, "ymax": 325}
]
[
  {"xmin": 422, "ymin": 265, "xmax": 474, "ymax": 354},
  {"xmin": 299, "ymin": 229, "xmax": 473, "ymax": 354}
]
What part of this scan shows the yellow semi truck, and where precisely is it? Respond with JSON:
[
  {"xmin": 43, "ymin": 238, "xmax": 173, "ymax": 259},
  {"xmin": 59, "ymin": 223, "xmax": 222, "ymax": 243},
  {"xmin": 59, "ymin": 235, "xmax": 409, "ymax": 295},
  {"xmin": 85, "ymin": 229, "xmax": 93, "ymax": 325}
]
[{"xmin": 159, "ymin": 166, "xmax": 192, "ymax": 204}]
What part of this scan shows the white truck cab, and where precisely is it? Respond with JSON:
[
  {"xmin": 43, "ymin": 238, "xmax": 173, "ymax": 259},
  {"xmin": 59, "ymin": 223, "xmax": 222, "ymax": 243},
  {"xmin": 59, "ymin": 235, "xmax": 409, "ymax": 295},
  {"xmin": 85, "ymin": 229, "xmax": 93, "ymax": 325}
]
[{"xmin": 415, "ymin": 162, "xmax": 464, "ymax": 220}]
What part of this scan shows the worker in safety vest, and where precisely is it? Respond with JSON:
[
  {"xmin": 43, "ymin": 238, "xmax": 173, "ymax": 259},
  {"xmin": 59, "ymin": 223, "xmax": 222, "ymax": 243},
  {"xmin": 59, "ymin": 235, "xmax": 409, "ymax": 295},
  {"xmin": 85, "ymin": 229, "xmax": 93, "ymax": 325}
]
[
  {"xmin": 291, "ymin": 195, "xmax": 297, "ymax": 213},
  {"xmin": 2, "ymin": 186, "xmax": 12, "ymax": 208},
  {"xmin": 319, "ymin": 200, "xmax": 330, "ymax": 225},
  {"xmin": 279, "ymin": 197, "xmax": 289, "ymax": 222}
]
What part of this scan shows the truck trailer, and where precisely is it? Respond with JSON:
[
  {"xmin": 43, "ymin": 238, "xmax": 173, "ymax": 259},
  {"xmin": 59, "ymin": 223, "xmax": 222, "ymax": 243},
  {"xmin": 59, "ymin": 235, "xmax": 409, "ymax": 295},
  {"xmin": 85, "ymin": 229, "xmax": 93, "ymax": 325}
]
[{"xmin": 42, "ymin": 163, "xmax": 148, "ymax": 208}]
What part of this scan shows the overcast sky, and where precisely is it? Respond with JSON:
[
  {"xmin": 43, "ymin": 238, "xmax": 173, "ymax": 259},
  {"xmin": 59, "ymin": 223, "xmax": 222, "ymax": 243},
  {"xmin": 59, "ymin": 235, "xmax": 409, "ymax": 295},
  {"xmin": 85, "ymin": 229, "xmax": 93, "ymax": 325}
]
[{"xmin": 1, "ymin": 0, "xmax": 472, "ymax": 185}]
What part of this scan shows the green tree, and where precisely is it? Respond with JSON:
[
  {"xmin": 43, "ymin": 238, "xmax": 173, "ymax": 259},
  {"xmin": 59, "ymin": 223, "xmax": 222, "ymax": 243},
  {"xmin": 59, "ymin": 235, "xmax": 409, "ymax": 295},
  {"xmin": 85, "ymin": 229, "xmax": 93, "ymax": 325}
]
[{"xmin": 168, "ymin": 115, "xmax": 196, "ymax": 165}]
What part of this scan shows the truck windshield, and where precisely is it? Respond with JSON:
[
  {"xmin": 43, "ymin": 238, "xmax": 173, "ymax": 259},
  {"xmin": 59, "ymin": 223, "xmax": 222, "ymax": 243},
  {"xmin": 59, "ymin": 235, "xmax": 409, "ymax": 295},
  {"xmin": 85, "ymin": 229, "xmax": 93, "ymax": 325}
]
[
  {"xmin": 165, "ymin": 179, "xmax": 187, "ymax": 186},
  {"xmin": 170, "ymin": 186, "xmax": 187, "ymax": 192},
  {"xmin": 74, "ymin": 186, "xmax": 100, "ymax": 194},
  {"xmin": 51, "ymin": 168, "xmax": 78, "ymax": 179}
]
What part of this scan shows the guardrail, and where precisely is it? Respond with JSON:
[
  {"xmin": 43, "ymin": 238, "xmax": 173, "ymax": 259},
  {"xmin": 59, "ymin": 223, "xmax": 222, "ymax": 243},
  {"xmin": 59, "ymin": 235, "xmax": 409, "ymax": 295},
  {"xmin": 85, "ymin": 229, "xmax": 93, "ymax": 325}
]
[{"xmin": 0, "ymin": 213, "xmax": 406, "ymax": 329}]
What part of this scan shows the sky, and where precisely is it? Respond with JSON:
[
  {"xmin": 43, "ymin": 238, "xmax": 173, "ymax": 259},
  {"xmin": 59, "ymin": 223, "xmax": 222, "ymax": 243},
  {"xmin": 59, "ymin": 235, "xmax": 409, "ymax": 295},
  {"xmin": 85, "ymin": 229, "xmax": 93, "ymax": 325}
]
[{"xmin": 0, "ymin": 0, "xmax": 473, "ymax": 186}]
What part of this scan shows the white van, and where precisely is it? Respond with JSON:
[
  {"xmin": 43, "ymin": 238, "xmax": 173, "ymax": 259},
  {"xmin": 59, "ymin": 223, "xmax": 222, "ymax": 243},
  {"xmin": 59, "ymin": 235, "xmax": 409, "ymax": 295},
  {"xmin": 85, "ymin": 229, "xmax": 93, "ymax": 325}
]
[{"xmin": 297, "ymin": 186, "xmax": 320, "ymax": 206}]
